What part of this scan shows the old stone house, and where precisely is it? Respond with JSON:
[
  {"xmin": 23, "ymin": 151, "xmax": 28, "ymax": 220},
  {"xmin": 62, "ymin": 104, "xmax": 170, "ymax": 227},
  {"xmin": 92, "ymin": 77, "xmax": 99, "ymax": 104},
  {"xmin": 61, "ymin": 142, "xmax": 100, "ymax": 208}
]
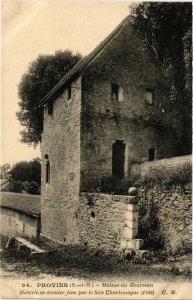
[{"xmin": 40, "ymin": 16, "xmax": 178, "ymax": 248}]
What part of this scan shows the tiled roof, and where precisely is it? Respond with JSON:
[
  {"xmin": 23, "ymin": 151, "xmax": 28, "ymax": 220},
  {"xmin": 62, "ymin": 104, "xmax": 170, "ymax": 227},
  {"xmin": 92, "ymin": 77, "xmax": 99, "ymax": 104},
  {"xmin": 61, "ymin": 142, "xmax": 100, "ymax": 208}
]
[
  {"xmin": 40, "ymin": 16, "xmax": 130, "ymax": 106},
  {"xmin": 0, "ymin": 192, "xmax": 40, "ymax": 216}
]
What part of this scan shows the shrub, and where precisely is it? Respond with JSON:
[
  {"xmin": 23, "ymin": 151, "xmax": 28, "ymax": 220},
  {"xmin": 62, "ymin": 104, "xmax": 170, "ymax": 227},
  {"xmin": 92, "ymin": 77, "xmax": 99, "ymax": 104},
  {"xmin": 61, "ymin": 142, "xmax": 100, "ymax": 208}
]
[
  {"xmin": 23, "ymin": 181, "xmax": 40, "ymax": 195},
  {"xmin": 101, "ymin": 177, "xmax": 130, "ymax": 195},
  {"xmin": 130, "ymin": 155, "xmax": 192, "ymax": 186},
  {"xmin": 83, "ymin": 176, "xmax": 132, "ymax": 195},
  {"xmin": 138, "ymin": 202, "xmax": 165, "ymax": 250}
]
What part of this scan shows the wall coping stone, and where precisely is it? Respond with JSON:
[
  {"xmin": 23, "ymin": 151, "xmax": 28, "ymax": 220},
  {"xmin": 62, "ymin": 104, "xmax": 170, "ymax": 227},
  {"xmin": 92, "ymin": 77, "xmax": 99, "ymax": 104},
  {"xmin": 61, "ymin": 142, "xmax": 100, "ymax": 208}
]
[{"xmin": 80, "ymin": 192, "xmax": 138, "ymax": 204}]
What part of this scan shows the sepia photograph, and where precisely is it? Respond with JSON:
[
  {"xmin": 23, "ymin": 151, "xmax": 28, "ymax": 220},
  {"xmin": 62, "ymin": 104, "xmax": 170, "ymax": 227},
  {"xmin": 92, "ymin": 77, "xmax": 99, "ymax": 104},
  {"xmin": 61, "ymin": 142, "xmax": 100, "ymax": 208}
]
[{"xmin": 1, "ymin": 1, "xmax": 192, "ymax": 299}]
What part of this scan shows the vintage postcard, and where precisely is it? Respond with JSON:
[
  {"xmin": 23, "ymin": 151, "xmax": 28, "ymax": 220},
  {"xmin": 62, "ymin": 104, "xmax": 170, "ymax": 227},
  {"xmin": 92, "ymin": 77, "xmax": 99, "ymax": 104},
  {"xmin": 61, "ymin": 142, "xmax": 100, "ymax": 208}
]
[{"xmin": 1, "ymin": 1, "xmax": 192, "ymax": 299}]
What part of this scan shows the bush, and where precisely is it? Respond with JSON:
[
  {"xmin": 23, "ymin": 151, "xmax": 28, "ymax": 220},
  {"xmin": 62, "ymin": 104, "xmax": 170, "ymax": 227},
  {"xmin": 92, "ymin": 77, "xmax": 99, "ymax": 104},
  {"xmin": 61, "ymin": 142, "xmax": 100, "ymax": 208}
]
[
  {"xmin": 138, "ymin": 202, "xmax": 165, "ymax": 250},
  {"xmin": 23, "ymin": 181, "xmax": 40, "ymax": 195},
  {"xmin": 101, "ymin": 176, "xmax": 132, "ymax": 195},
  {"xmin": 130, "ymin": 155, "xmax": 192, "ymax": 186},
  {"xmin": 83, "ymin": 176, "xmax": 133, "ymax": 195}
]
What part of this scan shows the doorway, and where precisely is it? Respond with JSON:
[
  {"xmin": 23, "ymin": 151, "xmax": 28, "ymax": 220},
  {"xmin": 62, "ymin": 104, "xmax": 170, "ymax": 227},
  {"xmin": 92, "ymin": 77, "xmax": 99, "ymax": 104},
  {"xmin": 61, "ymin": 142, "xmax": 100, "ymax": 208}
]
[
  {"xmin": 149, "ymin": 148, "xmax": 155, "ymax": 161},
  {"xmin": 112, "ymin": 141, "xmax": 125, "ymax": 178}
]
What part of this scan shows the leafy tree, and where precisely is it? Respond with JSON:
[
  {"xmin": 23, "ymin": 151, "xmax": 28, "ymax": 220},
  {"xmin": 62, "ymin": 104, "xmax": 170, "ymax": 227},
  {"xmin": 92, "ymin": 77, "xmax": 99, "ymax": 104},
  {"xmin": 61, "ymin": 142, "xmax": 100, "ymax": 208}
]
[
  {"xmin": 10, "ymin": 158, "xmax": 41, "ymax": 184},
  {"xmin": 17, "ymin": 50, "xmax": 82, "ymax": 146},
  {"xmin": 130, "ymin": 2, "xmax": 192, "ymax": 154},
  {"xmin": 0, "ymin": 163, "xmax": 11, "ymax": 179}
]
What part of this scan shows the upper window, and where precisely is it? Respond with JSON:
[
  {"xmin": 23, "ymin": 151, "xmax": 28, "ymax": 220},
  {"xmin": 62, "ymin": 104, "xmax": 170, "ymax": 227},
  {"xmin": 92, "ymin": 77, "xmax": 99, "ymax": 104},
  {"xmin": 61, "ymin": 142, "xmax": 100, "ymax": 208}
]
[
  {"xmin": 48, "ymin": 101, "xmax": 53, "ymax": 115},
  {"xmin": 111, "ymin": 83, "xmax": 119, "ymax": 101},
  {"xmin": 67, "ymin": 84, "xmax": 71, "ymax": 100},
  {"xmin": 145, "ymin": 89, "xmax": 155, "ymax": 106},
  {"xmin": 111, "ymin": 83, "xmax": 124, "ymax": 102},
  {"xmin": 44, "ymin": 154, "xmax": 50, "ymax": 184}
]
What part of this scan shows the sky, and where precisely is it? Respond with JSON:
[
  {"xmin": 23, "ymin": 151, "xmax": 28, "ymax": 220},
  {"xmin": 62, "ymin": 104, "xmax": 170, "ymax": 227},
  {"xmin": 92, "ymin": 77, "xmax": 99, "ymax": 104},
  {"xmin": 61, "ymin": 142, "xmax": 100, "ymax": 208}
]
[{"xmin": 1, "ymin": 0, "xmax": 130, "ymax": 166}]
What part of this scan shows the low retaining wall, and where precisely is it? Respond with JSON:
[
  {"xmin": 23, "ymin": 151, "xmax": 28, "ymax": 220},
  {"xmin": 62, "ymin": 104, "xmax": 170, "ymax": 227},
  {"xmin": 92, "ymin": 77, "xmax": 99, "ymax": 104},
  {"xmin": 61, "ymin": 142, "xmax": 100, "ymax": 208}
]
[{"xmin": 78, "ymin": 193, "xmax": 138, "ymax": 251}]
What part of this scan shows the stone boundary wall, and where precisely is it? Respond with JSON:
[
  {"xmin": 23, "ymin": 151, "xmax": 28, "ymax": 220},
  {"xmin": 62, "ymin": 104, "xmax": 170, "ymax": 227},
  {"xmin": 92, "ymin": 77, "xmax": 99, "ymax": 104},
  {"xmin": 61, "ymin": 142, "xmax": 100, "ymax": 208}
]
[
  {"xmin": 78, "ymin": 193, "xmax": 137, "ymax": 251},
  {"xmin": 79, "ymin": 156, "xmax": 192, "ymax": 253},
  {"xmin": 79, "ymin": 186, "xmax": 191, "ymax": 253},
  {"xmin": 0, "ymin": 207, "xmax": 40, "ymax": 239},
  {"xmin": 131, "ymin": 155, "xmax": 192, "ymax": 253},
  {"xmin": 138, "ymin": 182, "xmax": 192, "ymax": 253}
]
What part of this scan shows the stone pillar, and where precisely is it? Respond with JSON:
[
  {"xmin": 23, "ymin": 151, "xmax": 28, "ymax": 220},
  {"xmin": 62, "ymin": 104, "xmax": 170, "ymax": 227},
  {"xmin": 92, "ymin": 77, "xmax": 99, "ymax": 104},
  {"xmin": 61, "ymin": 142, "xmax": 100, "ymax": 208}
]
[
  {"xmin": 120, "ymin": 187, "xmax": 144, "ymax": 251},
  {"xmin": 122, "ymin": 202, "xmax": 138, "ymax": 239}
]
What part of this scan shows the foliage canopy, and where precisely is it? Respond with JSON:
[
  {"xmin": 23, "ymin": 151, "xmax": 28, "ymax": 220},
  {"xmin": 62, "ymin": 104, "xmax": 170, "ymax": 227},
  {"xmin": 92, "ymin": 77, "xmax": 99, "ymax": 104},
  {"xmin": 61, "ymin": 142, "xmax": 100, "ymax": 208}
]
[
  {"xmin": 130, "ymin": 2, "xmax": 192, "ymax": 154},
  {"xmin": 17, "ymin": 50, "xmax": 82, "ymax": 145}
]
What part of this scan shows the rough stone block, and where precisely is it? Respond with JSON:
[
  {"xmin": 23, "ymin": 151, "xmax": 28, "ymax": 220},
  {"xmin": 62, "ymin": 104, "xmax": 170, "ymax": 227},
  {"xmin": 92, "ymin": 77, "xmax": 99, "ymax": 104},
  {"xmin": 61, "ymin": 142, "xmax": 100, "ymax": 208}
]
[
  {"xmin": 122, "ymin": 227, "xmax": 138, "ymax": 239},
  {"xmin": 128, "ymin": 187, "xmax": 138, "ymax": 196},
  {"xmin": 125, "ymin": 239, "xmax": 144, "ymax": 250},
  {"xmin": 126, "ymin": 204, "xmax": 138, "ymax": 213},
  {"xmin": 125, "ymin": 196, "xmax": 138, "ymax": 204},
  {"xmin": 125, "ymin": 211, "xmax": 138, "ymax": 222},
  {"xmin": 125, "ymin": 219, "xmax": 138, "ymax": 229},
  {"xmin": 120, "ymin": 240, "xmax": 127, "ymax": 249}
]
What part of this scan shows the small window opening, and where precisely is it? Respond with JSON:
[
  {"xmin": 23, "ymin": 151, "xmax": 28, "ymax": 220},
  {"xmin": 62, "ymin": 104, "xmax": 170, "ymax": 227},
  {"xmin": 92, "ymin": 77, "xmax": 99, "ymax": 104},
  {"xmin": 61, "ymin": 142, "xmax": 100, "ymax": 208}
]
[
  {"xmin": 111, "ymin": 83, "xmax": 119, "ymax": 100},
  {"xmin": 48, "ymin": 101, "xmax": 53, "ymax": 115},
  {"xmin": 90, "ymin": 211, "xmax": 95, "ymax": 218},
  {"xmin": 112, "ymin": 140, "xmax": 125, "ymax": 179},
  {"xmin": 67, "ymin": 84, "xmax": 71, "ymax": 100},
  {"xmin": 44, "ymin": 154, "xmax": 50, "ymax": 184},
  {"xmin": 145, "ymin": 89, "xmax": 155, "ymax": 106},
  {"xmin": 149, "ymin": 148, "xmax": 155, "ymax": 161}
]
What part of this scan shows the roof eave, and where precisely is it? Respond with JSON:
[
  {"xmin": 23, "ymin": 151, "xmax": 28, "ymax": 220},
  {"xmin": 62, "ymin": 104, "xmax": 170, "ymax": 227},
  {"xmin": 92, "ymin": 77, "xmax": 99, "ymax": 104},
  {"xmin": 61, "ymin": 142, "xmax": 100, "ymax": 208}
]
[
  {"xmin": 0, "ymin": 205, "xmax": 40, "ymax": 218},
  {"xmin": 40, "ymin": 70, "xmax": 81, "ymax": 107}
]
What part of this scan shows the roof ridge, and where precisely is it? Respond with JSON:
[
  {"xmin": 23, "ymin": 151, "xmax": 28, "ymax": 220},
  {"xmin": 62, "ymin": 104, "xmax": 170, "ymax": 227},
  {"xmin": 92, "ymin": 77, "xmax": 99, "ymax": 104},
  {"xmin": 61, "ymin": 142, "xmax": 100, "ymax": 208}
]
[{"xmin": 40, "ymin": 15, "xmax": 130, "ymax": 106}]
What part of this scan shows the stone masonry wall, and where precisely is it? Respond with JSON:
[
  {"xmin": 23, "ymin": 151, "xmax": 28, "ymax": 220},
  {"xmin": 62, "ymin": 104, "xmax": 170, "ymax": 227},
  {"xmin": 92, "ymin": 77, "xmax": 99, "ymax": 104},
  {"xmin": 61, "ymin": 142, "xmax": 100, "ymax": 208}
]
[
  {"xmin": 81, "ymin": 20, "xmax": 177, "ymax": 191},
  {"xmin": 78, "ymin": 193, "xmax": 131, "ymax": 251},
  {"xmin": 138, "ymin": 182, "xmax": 192, "ymax": 253},
  {"xmin": 132, "ymin": 155, "xmax": 192, "ymax": 253},
  {"xmin": 41, "ymin": 77, "xmax": 81, "ymax": 244},
  {"xmin": 0, "ymin": 207, "xmax": 39, "ymax": 239},
  {"xmin": 40, "ymin": 18, "xmax": 185, "ymax": 249},
  {"xmin": 78, "ymin": 156, "xmax": 191, "ymax": 253},
  {"xmin": 78, "ymin": 183, "xmax": 191, "ymax": 253}
]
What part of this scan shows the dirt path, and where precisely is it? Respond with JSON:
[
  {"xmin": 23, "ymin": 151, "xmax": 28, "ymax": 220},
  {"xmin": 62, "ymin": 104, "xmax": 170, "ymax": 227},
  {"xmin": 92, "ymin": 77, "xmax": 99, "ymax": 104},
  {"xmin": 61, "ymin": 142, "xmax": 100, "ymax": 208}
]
[
  {"xmin": 0, "ymin": 250, "xmax": 191, "ymax": 283},
  {"xmin": 1, "ymin": 247, "xmax": 191, "ymax": 300},
  {"xmin": 0, "ymin": 235, "xmax": 191, "ymax": 284}
]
